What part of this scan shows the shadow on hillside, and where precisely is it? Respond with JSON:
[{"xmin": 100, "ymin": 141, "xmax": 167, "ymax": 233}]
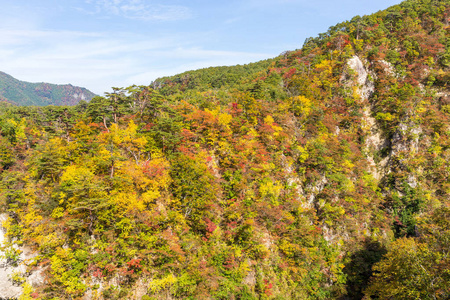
[{"xmin": 339, "ymin": 239, "xmax": 387, "ymax": 300}]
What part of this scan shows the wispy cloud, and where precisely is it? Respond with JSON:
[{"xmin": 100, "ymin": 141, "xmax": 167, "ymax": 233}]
[
  {"xmin": 85, "ymin": 0, "xmax": 192, "ymax": 21},
  {"xmin": 0, "ymin": 28, "xmax": 271, "ymax": 94}
]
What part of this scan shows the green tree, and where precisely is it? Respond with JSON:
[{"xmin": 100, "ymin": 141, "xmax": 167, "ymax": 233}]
[
  {"xmin": 365, "ymin": 206, "xmax": 450, "ymax": 299},
  {"xmin": 169, "ymin": 154, "xmax": 217, "ymax": 232},
  {"xmin": 59, "ymin": 165, "xmax": 108, "ymax": 235}
]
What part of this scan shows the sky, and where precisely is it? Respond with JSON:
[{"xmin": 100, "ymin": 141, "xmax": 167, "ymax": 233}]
[{"xmin": 0, "ymin": 0, "xmax": 404, "ymax": 95}]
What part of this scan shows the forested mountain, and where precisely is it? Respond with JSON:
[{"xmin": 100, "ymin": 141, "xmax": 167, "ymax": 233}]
[
  {"xmin": 152, "ymin": 59, "xmax": 274, "ymax": 94},
  {"xmin": 0, "ymin": 71, "xmax": 96, "ymax": 106},
  {"xmin": 0, "ymin": 0, "xmax": 449, "ymax": 299}
]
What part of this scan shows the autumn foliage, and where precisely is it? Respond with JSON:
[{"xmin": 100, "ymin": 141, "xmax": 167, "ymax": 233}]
[{"xmin": 1, "ymin": 0, "xmax": 450, "ymax": 299}]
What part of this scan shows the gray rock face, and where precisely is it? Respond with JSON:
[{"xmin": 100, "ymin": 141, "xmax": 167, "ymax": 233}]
[
  {"xmin": 0, "ymin": 214, "xmax": 45, "ymax": 299},
  {"xmin": 346, "ymin": 56, "xmax": 388, "ymax": 180},
  {"xmin": 347, "ymin": 55, "xmax": 375, "ymax": 101},
  {"xmin": 0, "ymin": 214, "xmax": 23, "ymax": 299},
  {"xmin": 391, "ymin": 122, "xmax": 422, "ymax": 156}
]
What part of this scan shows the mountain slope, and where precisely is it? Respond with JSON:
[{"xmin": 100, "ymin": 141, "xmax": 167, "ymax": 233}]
[
  {"xmin": 0, "ymin": 71, "xmax": 96, "ymax": 106},
  {"xmin": 0, "ymin": 0, "xmax": 449, "ymax": 299},
  {"xmin": 152, "ymin": 58, "xmax": 275, "ymax": 94}
]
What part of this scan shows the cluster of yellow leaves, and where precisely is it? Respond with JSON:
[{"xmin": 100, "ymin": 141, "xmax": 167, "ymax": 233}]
[
  {"xmin": 148, "ymin": 274, "xmax": 177, "ymax": 294},
  {"xmin": 290, "ymin": 96, "xmax": 312, "ymax": 118},
  {"xmin": 259, "ymin": 178, "xmax": 283, "ymax": 205},
  {"xmin": 50, "ymin": 247, "xmax": 87, "ymax": 295},
  {"xmin": 205, "ymin": 108, "xmax": 233, "ymax": 129},
  {"xmin": 110, "ymin": 157, "xmax": 171, "ymax": 214},
  {"xmin": 263, "ymin": 115, "xmax": 283, "ymax": 138},
  {"xmin": 6, "ymin": 118, "xmax": 28, "ymax": 144}
]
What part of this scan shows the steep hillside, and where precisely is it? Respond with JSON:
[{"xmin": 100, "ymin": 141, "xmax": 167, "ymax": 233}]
[
  {"xmin": 0, "ymin": 71, "xmax": 96, "ymax": 106},
  {"xmin": 0, "ymin": 0, "xmax": 449, "ymax": 299}
]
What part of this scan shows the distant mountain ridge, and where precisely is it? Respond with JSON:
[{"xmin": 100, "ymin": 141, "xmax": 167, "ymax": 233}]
[{"xmin": 0, "ymin": 71, "xmax": 96, "ymax": 106}]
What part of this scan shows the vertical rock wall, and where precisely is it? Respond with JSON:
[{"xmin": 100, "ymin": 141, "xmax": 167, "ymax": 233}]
[{"xmin": 0, "ymin": 214, "xmax": 23, "ymax": 299}]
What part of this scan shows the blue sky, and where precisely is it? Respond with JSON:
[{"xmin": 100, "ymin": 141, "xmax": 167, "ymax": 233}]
[{"xmin": 0, "ymin": 0, "xmax": 403, "ymax": 94}]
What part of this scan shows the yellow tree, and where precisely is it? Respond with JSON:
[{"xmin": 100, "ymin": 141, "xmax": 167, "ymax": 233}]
[{"xmin": 59, "ymin": 165, "xmax": 108, "ymax": 235}]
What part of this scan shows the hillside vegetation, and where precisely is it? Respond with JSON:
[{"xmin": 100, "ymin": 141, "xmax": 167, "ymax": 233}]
[
  {"xmin": 0, "ymin": 71, "xmax": 96, "ymax": 106},
  {"xmin": 0, "ymin": 0, "xmax": 449, "ymax": 299}
]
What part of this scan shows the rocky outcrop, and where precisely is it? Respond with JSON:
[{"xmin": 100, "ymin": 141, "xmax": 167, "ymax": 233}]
[
  {"xmin": 347, "ymin": 56, "xmax": 375, "ymax": 101},
  {"xmin": 346, "ymin": 55, "xmax": 424, "ymax": 190},
  {"xmin": 0, "ymin": 214, "xmax": 44, "ymax": 299},
  {"xmin": 0, "ymin": 214, "xmax": 23, "ymax": 299},
  {"xmin": 346, "ymin": 56, "xmax": 389, "ymax": 181},
  {"xmin": 391, "ymin": 122, "xmax": 422, "ymax": 156}
]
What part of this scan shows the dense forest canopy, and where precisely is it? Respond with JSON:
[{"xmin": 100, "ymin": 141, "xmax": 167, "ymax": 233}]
[{"xmin": 0, "ymin": 0, "xmax": 449, "ymax": 299}]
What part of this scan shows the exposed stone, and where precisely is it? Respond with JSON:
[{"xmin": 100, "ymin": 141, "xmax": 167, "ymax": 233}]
[
  {"xmin": 0, "ymin": 214, "xmax": 45, "ymax": 299},
  {"xmin": 261, "ymin": 229, "xmax": 273, "ymax": 250},
  {"xmin": 406, "ymin": 174, "xmax": 418, "ymax": 189},
  {"xmin": 378, "ymin": 60, "xmax": 396, "ymax": 77},
  {"xmin": 391, "ymin": 122, "xmax": 422, "ymax": 156},
  {"xmin": 307, "ymin": 175, "xmax": 328, "ymax": 204},
  {"xmin": 347, "ymin": 55, "xmax": 375, "ymax": 101},
  {"xmin": 243, "ymin": 267, "xmax": 256, "ymax": 286},
  {"xmin": 346, "ymin": 55, "xmax": 389, "ymax": 181}
]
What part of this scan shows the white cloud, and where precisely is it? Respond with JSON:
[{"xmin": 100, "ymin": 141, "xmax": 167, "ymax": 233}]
[
  {"xmin": 0, "ymin": 28, "xmax": 272, "ymax": 95},
  {"xmin": 85, "ymin": 0, "xmax": 192, "ymax": 21}
]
